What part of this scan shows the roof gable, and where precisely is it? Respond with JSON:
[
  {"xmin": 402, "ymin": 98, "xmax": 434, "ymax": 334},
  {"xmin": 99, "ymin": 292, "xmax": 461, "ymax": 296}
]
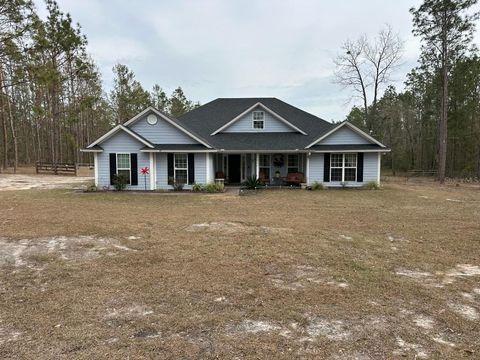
[
  {"xmin": 86, "ymin": 125, "xmax": 154, "ymax": 149},
  {"xmin": 124, "ymin": 107, "xmax": 212, "ymax": 148},
  {"xmin": 306, "ymin": 122, "xmax": 386, "ymax": 148},
  {"xmin": 211, "ymin": 102, "xmax": 307, "ymax": 135}
]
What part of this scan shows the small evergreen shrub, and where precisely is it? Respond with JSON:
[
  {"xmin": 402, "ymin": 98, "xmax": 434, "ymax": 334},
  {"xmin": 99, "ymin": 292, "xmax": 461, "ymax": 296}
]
[
  {"xmin": 311, "ymin": 181, "xmax": 325, "ymax": 190},
  {"xmin": 112, "ymin": 174, "xmax": 128, "ymax": 191},
  {"xmin": 362, "ymin": 180, "xmax": 380, "ymax": 190},
  {"xmin": 203, "ymin": 182, "xmax": 224, "ymax": 193},
  {"xmin": 192, "ymin": 183, "xmax": 203, "ymax": 192}
]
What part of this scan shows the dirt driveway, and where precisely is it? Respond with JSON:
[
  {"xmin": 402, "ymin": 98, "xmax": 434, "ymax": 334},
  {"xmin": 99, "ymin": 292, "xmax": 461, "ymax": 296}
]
[{"xmin": 0, "ymin": 174, "xmax": 91, "ymax": 191}]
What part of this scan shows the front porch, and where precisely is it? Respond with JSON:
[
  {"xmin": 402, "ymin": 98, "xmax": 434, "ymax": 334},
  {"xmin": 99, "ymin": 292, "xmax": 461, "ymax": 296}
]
[{"xmin": 213, "ymin": 153, "xmax": 308, "ymax": 186}]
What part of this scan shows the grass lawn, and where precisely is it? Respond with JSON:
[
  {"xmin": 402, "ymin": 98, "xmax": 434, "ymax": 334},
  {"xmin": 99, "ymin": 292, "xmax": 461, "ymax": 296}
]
[{"xmin": 0, "ymin": 181, "xmax": 479, "ymax": 359}]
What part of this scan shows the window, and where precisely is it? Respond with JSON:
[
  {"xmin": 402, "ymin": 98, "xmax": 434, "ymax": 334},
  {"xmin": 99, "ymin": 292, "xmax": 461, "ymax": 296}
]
[
  {"xmin": 174, "ymin": 153, "xmax": 188, "ymax": 184},
  {"xmin": 259, "ymin": 154, "xmax": 270, "ymax": 182},
  {"xmin": 116, "ymin": 153, "xmax": 131, "ymax": 184},
  {"xmin": 252, "ymin": 111, "xmax": 265, "ymax": 129},
  {"xmin": 287, "ymin": 154, "xmax": 299, "ymax": 173},
  {"xmin": 330, "ymin": 153, "xmax": 357, "ymax": 182}
]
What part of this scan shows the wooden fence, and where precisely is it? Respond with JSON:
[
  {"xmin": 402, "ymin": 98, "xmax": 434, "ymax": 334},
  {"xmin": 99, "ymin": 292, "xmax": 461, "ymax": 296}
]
[{"xmin": 36, "ymin": 162, "xmax": 77, "ymax": 176}]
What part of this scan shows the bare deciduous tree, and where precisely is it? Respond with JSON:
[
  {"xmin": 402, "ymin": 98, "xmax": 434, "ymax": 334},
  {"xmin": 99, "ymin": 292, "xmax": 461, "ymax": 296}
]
[{"xmin": 334, "ymin": 25, "xmax": 404, "ymax": 133}]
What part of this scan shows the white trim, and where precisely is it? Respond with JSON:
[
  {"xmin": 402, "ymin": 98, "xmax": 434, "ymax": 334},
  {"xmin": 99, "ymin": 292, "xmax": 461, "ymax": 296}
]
[
  {"xmin": 306, "ymin": 154, "xmax": 310, "ymax": 185},
  {"xmin": 93, "ymin": 153, "xmax": 99, "ymax": 187},
  {"xmin": 211, "ymin": 102, "xmax": 307, "ymax": 135},
  {"xmin": 206, "ymin": 153, "xmax": 211, "ymax": 183},
  {"xmin": 173, "ymin": 153, "xmax": 189, "ymax": 185},
  {"xmin": 80, "ymin": 148, "xmax": 103, "ymax": 153},
  {"xmin": 87, "ymin": 125, "xmax": 154, "ymax": 149},
  {"xmin": 116, "ymin": 152, "xmax": 132, "ymax": 185},
  {"xmin": 330, "ymin": 153, "xmax": 357, "ymax": 183},
  {"xmin": 311, "ymin": 149, "xmax": 391, "ymax": 153},
  {"xmin": 123, "ymin": 106, "xmax": 212, "ymax": 148},
  {"xmin": 140, "ymin": 149, "xmax": 217, "ymax": 153},
  {"xmin": 305, "ymin": 121, "xmax": 387, "ymax": 149},
  {"xmin": 377, "ymin": 152, "xmax": 381, "ymax": 183},
  {"xmin": 149, "ymin": 152, "xmax": 155, "ymax": 190},
  {"xmin": 252, "ymin": 111, "xmax": 265, "ymax": 129},
  {"xmin": 256, "ymin": 153, "xmax": 259, "ymax": 179}
]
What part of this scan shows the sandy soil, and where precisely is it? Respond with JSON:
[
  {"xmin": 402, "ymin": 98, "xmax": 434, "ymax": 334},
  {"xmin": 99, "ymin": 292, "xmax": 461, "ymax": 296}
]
[{"xmin": 0, "ymin": 174, "xmax": 91, "ymax": 191}]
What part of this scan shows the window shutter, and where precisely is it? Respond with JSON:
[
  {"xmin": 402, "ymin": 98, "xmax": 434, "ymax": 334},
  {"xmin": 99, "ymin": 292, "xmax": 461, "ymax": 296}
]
[
  {"xmin": 357, "ymin": 152, "xmax": 364, "ymax": 182},
  {"xmin": 167, "ymin": 153, "xmax": 174, "ymax": 185},
  {"xmin": 109, "ymin": 153, "xmax": 116, "ymax": 185},
  {"xmin": 323, "ymin": 153, "xmax": 330, "ymax": 182},
  {"xmin": 188, "ymin": 153, "xmax": 195, "ymax": 184},
  {"xmin": 130, "ymin": 153, "xmax": 138, "ymax": 185}
]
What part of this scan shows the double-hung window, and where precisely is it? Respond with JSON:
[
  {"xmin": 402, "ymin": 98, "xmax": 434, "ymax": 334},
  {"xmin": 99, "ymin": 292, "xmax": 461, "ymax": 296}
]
[
  {"xmin": 174, "ymin": 153, "xmax": 188, "ymax": 184},
  {"xmin": 330, "ymin": 153, "xmax": 357, "ymax": 182},
  {"xmin": 259, "ymin": 154, "xmax": 271, "ymax": 182},
  {"xmin": 252, "ymin": 111, "xmax": 265, "ymax": 129},
  {"xmin": 287, "ymin": 154, "xmax": 299, "ymax": 173},
  {"xmin": 116, "ymin": 153, "xmax": 131, "ymax": 184}
]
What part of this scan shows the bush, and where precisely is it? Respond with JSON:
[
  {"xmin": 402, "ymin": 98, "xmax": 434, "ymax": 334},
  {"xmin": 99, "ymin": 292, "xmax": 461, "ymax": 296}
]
[
  {"xmin": 112, "ymin": 174, "xmax": 129, "ymax": 191},
  {"xmin": 310, "ymin": 181, "xmax": 325, "ymax": 190},
  {"xmin": 203, "ymin": 182, "xmax": 224, "ymax": 193},
  {"xmin": 172, "ymin": 179, "xmax": 185, "ymax": 191},
  {"xmin": 192, "ymin": 183, "xmax": 203, "ymax": 192},
  {"xmin": 242, "ymin": 176, "xmax": 262, "ymax": 189},
  {"xmin": 191, "ymin": 182, "xmax": 224, "ymax": 193},
  {"xmin": 362, "ymin": 180, "xmax": 380, "ymax": 190}
]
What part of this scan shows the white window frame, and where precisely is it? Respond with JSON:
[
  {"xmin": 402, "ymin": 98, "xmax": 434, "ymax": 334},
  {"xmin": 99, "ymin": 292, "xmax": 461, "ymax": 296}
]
[
  {"xmin": 174, "ymin": 153, "xmax": 189, "ymax": 185},
  {"xmin": 259, "ymin": 154, "xmax": 271, "ymax": 182},
  {"xmin": 252, "ymin": 111, "xmax": 265, "ymax": 129},
  {"xmin": 330, "ymin": 153, "xmax": 357, "ymax": 182},
  {"xmin": 287, "ymin": 154, "xmax": 299, "ymax": 173},
  {"xmin": 116, "ymin": 153, "xmax": 131, "ymax": 185}
]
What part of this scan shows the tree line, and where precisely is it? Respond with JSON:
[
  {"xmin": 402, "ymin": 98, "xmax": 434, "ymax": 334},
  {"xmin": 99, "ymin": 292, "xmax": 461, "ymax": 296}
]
[
  {"xmin": 336, "ymin": 0, "xmax": 479, "ymax": 180},
  {"xmin": 0, "ymin": 0, "xmax": 197, "ymax": 171}
]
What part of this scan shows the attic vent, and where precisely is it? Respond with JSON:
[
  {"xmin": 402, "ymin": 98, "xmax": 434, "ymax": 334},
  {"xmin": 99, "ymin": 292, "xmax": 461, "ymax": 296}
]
[{"xmin": 147, "ymin": 114, "xmax": 158, "ymax": 125}]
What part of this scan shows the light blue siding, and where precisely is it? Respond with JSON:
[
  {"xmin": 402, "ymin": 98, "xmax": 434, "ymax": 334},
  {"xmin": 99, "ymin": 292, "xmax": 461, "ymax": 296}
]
[
  {"xmin": 308, "ymin": 153, "xmax": 324, "ymax": 183},
  {"xmin": 129, "ymin": 111, "xmax": 198, "ymax": 144},
  {"xmin": 155, "ymin": 152, "xmax": 208, "ymax": 190},
  {"xmin": 307, "ymin": 152, "xmax": 380, "ymax": 187},
  {"xmin": 194, "ymin": 153, "xmax": 207, "ymax": 184},
  {"xmin": 223, "ymin": 106, "xmax": 295, "ymax": 133},
  {"xmin": 97, "ymin": 131, "xmax": 151, "ymax": 190},
  {"xmin": 319, "ymin": 126, "xmax": 370, "ymax": 145}
]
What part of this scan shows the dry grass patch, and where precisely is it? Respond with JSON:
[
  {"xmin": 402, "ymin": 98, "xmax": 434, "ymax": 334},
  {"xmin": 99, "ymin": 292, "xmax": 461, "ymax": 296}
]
[{"xmin": 0, "ymin": 181, "xmax": 479, "ymax": 358}]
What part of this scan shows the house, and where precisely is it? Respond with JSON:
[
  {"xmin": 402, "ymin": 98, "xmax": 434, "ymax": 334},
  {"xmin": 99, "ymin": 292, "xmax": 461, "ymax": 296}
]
[{"xmin": 81, "ymin": 98, "xmax": 389, "ymax": 190}]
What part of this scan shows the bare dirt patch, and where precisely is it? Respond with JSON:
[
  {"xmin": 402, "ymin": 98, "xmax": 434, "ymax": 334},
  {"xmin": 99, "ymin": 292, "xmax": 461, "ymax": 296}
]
[
  {"xmin": 0, "ymin": 174, "xmax": 90, "ymax": 191},
  {"xmin": 185, "ymin": 221, "xmax": 292, "ymax": 235},
  {"xmin": 0, "ymin": 236, "xmax": 134, "ymax": 270}
]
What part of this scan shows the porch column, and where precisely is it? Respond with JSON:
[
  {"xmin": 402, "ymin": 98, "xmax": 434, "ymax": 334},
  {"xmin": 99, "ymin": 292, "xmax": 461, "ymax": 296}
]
[
  {"xmin": 306, "ymin": 153, "xmax": 310, "ymax": 185},
  {"xmin": 149, "ymin": 152, "xmax": 156, "ymax": 190},
  {"xmin": 93, "ymin": 152, "xmax": 99, "ymax": 187},
  {"xmin": 256, "ymin": 153, "xmax": 260, "ymax": 179}
]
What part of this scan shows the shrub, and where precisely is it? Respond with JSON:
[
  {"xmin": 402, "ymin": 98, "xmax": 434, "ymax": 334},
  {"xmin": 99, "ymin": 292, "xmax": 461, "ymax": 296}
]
[
  {"xmin": 192, "ymin": 183, "xmax": 203, "ymax": 192},
  {"xmin": 242, "ymin": 176, "xmax": 262, "ymax": 189},
  {"xmin": 172, "ymin": 179, "xmax": 185, "ymax": 191},
  {"xmin": 362, "ymin": 180, "xmax": 380, "ymax": 190},
  {"xmin": 311, "ymin": 181, "xmax": 325, "ymax": 190},
  {"xmin": 85, "ymin": 181, "xmax": 97, "ymax": 192},
  {"xmin": 112, "ymin": 174, "xmax": 128, "ymax": 191},
  {"xmin": 203, "ymin": 182, "xmax": 224, "ymax": 193}
]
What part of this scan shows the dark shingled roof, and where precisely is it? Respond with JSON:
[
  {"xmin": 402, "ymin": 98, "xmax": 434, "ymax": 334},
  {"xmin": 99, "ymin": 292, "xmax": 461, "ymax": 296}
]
[
  {"xmin": 309, "ymin": 144, "xmax": 386, "ymax": 151},
  {"xmin": 177, "ymin": 98, "xmax": 335, "ymax": 150}
]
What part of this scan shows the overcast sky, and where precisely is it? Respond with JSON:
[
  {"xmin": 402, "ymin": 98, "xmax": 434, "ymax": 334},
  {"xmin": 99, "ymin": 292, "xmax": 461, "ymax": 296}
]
[{"xmin": 34, "ymin": 0, "xmax": 479, "ymax": 122}]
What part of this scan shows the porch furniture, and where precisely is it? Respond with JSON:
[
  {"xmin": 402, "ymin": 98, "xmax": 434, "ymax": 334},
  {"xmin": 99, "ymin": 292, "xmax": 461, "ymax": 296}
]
[
  {"xmin": 286, "ymin": 172, "xmax": 304, "ymax": 185},
  {"xmin": 215, "ymin": 171, "xmax": 225, "ymax": 179}
]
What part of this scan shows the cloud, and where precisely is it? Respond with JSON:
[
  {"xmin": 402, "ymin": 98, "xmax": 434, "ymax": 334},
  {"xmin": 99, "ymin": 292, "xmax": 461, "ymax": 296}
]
[{"xmin": 33, "ymin": 0, "xmax": 480, "ymax": 120}]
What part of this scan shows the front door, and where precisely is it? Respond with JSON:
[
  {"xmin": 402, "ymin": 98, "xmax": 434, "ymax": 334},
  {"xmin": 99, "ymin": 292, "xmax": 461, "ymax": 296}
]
[{"xmin": 228, "ymin": 154, "xmax": 241, "ymax": 183}]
